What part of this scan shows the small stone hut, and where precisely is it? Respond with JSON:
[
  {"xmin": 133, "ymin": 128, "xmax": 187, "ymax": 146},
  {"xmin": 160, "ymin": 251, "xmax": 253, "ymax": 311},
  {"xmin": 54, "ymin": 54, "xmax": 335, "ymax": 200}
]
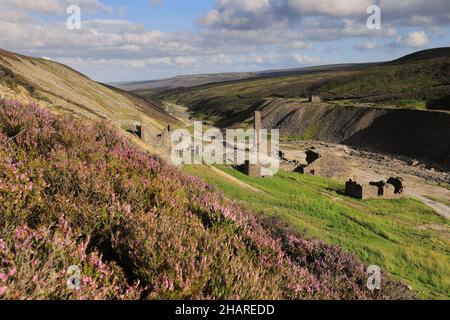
[{"xmin": 345, "ymin": 177, "xmax": 405, "ymax": 200}]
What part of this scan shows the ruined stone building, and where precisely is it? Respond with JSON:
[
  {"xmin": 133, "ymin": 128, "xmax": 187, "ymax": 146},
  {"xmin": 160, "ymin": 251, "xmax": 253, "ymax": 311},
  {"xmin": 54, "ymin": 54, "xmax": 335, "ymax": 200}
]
[
  {"xmin": 119, "ymin": 121, "xmax": 143, "ymax": 139},
  {"xmin": 345, "ymin": 177, "xmax": 405, "ymax": 200},
  {"xmin": 309, "ymin": 95, "xmax": 322, "ymax": 103},
  {"xmin": 295, "ymin": 149, "xmax": 352, "ymax": 181},
  {"xmin": 305, "ymin": 149, "xmax": 320, "ymax": 165},
  {"xmin": 118, "ymin": 118, "xmax": 172, "ymax": 154}
]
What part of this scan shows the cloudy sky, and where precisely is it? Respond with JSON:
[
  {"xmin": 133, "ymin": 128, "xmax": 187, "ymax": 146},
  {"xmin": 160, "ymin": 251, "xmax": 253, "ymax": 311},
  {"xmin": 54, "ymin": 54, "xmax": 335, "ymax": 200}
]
[{"xmin": 0, "ymin": 0, "xmax": 449, "ymax": 82}]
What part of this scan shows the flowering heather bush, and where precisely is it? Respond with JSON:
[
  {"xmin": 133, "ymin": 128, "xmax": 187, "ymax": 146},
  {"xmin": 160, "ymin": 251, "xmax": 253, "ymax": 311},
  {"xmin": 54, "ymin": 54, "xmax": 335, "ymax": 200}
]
[
  {"xmin": 0, "ymin": 99, "xmax": 415, "ymax": 300},
  {"xmin": 0, "ymin": 218, "xmax": 140, "ymax": 299}
]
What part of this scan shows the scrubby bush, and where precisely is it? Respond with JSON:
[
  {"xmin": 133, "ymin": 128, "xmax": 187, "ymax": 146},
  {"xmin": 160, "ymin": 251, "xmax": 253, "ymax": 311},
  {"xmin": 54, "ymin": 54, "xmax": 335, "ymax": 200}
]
[{"xmin": 0, "ymin": 99, "xmax": 415, "ymax": 300}]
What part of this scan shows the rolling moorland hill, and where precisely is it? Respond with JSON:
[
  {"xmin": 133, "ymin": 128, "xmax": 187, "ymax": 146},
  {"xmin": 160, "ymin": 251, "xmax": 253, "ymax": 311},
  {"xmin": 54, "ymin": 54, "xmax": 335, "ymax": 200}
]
[
  {"xmin": 388, "ymin": 47, "xmax": 450, "ymax": 65},
  {"xmin": 0, "ymin": 99, "xmax": 415, "ymax": 299},
  {"xmin": 0, "ymin": 49, "xmax": 178, "ymax": 134},
  {"xmin": 147, "ymin": 48, "xmax": 450, "ymax": 167},
  {"xmin": 114, "ymin": 63, "xmax": 377, "ymax": 93},
  {"xmin": 112, "ymin": 72, "xmax": 256, "ymax": 93},
  {"xmin": 151, "ymin": 47, "xmax": 450, "ymax": 122}
]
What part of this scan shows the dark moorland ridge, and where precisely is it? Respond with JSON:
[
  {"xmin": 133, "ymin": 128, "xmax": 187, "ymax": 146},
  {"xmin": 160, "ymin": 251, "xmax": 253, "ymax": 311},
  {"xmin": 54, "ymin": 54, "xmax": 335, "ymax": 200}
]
[
  {"xmin": 115, "ymin": 47, "xmax": 450, "ymax": 93},
  {"xmin": 0, "ymin": 99, "xmax": 415, "ymax": 300},
  {"xmin": 112, "ymin": 63, "xmax": 380, "ymax": 92},
  {"xmin": 152, "ymin": 47, "xmax": 450, "ymax": 117}
]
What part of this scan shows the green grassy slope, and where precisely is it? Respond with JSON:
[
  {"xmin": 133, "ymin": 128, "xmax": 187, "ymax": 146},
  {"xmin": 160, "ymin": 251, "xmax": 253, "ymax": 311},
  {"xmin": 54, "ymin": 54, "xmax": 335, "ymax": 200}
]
[{"xmin": 184, "ymin": 165, "xmax": 450, "ymax": 299}]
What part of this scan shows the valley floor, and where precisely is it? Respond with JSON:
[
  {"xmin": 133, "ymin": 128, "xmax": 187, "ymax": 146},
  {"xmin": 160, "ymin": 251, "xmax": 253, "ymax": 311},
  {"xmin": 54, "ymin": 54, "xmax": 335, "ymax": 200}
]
[{"xmin": 162, "ymin": 101, "xmax": 450, "ymax": 219}]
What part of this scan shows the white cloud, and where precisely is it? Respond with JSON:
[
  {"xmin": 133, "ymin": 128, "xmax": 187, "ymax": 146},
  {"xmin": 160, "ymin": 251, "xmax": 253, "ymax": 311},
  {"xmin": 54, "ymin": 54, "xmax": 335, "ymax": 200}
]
[
  {"xmin": 210, "ymin": 54, "xmax": 234, "ymax": 65},
  {"xmin": 199, "ymin": 0, "xmax": 450, "ymax": 33},
  {"xmin": 199, "ymin": 0, "xmax": 275, "ymax": 30},
  {"xmin": 0, "ymin": 0, "xmax": 112, "ymax": 15},
  {"xmin": 292, "ymin": 54, "xmax": 322, "ymax": 64},
  {"xmin": 6, "ymin": 0, "xmax": 62, "ymax": 14},
  {"xmin": 395, "ymin": 31, "xmax": 429, "ymax": 48},
  {"xmin": 288, "ymin": 0, "xmax": 373, "ymax": 17},
  {"xmin": 380, "ymin": 0, "xmax": 450, "ymax": 17},
  {"xmin": 355, "ymin": 41, "xmax": 377, "ymax": 50},
  {"xmin": 0, "ymin": 0, "xmax": 448, "ymax": 82},
  {"xmin": 247, "ymin": 54, "xmax": 265, "ymax": 64},
  {"xmin": 290, "ymin": 41, "xmax": 314, "ymax": 50}
]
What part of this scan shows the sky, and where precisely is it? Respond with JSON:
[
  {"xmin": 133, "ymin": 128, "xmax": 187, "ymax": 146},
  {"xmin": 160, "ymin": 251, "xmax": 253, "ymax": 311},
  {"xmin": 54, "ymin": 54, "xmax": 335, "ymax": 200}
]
[{"xmin": 0, "ymin": 0, "xmax": 449, "ymax": 82}]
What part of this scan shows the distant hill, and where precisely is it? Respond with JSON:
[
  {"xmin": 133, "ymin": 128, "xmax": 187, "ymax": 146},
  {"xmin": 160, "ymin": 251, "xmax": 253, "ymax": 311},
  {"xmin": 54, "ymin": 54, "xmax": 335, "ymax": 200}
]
[
  {"xmin": 150, "ymin": 47, "xmax": 450, "ymax": 125},
  {"xmin": 122, "ymin": 48, "xmax": 449, "ymax": 96},
  {"xmin": 249, "ymin": 98, "xmax": 450, "ymax": 167},
  {"xmin": 388, "ymin": 47, "xmax": 450, "ymax": 65},
  {"xmin": 111, "ymin": 72, "xmax": 255, "ymax": 92},
  {"xmin": 0, "ymin": 49, "xmax": 177, "ymax": 132},
  {"xmin": 113, "ymin": 63, "xmax": 378, "ymax": 93}
]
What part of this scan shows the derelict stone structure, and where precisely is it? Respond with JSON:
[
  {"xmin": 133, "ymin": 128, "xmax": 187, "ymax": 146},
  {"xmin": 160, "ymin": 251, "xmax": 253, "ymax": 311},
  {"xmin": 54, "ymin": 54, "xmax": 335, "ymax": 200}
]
[
  {"xmin": 119, "ymin": 121, "xmax": 143, "ymax": 139},
  {"xmin": 387, "ymin": 177, "xmax": 405, "ymax": 194},
  {"xmin": 345, "ymin": 180, "xmax": 379, "ymax": 200},
  {"xmin": 254, "ymin": 111, "xmax": 262, "ymax": 151},
  {"xmin": 242, "ymin": 160, "xmax": 262, "ymax": 177},
  {"xmin": 295, "ymin": 148, "xmax": 351, "ymax": 181},
  {"xmin": 345, "ymin": 177, "xmax": 405, "ymax": 200},
  {"xmin": 118, "ymin": 119, "xmax": 171, "ymax": 149},
  {"xmin": 305, "ymin": 149, "xmax": 320, "ymax": 165},
  {"xmin": 309, "ymin": 95, "xmax": 322, "ymax": 103}
]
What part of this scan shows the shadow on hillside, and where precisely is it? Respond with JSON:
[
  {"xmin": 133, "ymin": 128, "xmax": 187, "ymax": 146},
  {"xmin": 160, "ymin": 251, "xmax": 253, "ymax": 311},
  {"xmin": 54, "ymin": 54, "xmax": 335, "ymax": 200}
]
[{"xmin": 342, "ymin": 109, "xmax": 450, "ymax": 171}]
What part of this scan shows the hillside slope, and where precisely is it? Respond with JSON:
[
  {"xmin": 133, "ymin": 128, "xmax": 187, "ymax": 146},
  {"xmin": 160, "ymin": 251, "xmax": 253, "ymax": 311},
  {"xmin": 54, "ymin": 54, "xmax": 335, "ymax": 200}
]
[
  {"xmin": 186, "ymin": 164, "xmax": 450, "ymax": 298},
  {"xmin": 388, "ymin": 47, "xmax": 450, "ymax": 65},
  {"xmin": 0, "ymin": 99, "xmax": 415, "ymax": 299},
  {"xmin": 153, "ymin": 47, "xmax": 450, "ymax": 122},
  {"xmin": 116, "ymin": 63, "xmax": 377, "ymax": 93},
  {"xmin": 113, "ymin": 72, "xmax": 255, "ymax": 92},
  {"xmin": 0, "ymin": 49, "xmax": 177, "ymax": 131},
  {"xmin": 251, "ymin": 99, "xmax": 450, "ymax": 167}
]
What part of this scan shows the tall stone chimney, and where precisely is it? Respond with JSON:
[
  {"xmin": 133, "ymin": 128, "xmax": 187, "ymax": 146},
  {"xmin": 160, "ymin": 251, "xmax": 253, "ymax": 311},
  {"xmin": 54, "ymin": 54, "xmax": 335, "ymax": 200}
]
[{"xmin": 254, "ymin": 111, "xmax": 261, "ymax": 150}]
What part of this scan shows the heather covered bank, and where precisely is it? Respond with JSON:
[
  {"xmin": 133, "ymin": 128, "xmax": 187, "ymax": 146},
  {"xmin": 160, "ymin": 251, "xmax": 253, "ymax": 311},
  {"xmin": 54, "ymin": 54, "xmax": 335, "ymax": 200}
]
[{"xmin": 0, "ymin": 100, "xmax": 414, "ymax": 299}]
